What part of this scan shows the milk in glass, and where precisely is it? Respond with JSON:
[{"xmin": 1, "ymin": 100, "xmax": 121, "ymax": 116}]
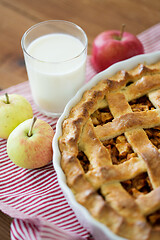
[{"xmin": 25, "ymin": 33, "xmax": 86, "ymax": 116}]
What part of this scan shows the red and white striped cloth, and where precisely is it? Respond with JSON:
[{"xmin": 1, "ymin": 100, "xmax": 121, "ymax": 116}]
[{"xmin": 0, "ymin": 23, "xmax": 160, "ymax": 240}]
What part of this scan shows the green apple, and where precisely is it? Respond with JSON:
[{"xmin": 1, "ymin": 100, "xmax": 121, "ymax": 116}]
[
  {"xmin": 0, "ymin": 93, "xmax": 33, "ymax": 139},
  {"xmin": 7, "ymin": 117, "xmax": 54, "ymax": 169}
]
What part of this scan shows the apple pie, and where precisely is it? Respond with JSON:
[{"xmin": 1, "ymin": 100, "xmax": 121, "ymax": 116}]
[{"xmin": 59, "ymin": 59, "xmax": 160, "ymax": 240}]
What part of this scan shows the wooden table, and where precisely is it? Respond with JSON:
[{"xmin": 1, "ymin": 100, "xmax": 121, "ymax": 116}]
[{"xmin": 0, "ymin": 0, "xmax": 159, "ymax": 239}]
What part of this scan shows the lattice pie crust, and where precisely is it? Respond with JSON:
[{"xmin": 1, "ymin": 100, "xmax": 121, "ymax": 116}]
[{"xmin": 59, "ymin": 60, "xmax": 160, "ymax": 240}]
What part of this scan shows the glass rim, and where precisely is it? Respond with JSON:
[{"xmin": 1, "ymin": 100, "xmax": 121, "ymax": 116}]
[{"xmin": 21, "ymin": 20, "xmax": 88, "ymax": 64}]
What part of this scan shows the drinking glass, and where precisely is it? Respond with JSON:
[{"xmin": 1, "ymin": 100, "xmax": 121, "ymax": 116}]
[{"xmin": 21, "ymin": 20, "xmax": 88, "ymax": 117}]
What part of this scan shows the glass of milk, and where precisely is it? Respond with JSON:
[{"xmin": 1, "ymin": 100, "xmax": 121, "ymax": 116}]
[{"xmin": 21, "ymin": 20, "xmax": 88, "ymax": 117}]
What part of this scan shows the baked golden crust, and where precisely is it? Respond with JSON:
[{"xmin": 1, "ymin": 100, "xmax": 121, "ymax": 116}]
[{"xmin": 59, "ymin": 60, "xmax": 160, "ymax": 240}]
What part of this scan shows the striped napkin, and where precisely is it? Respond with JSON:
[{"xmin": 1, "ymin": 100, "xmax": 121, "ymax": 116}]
[{"xmin": 0, "ymin": 23, "xmax": 160, "ymax": 240}]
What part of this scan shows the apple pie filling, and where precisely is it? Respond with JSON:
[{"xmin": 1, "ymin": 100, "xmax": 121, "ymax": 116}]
[
  {"xmin": 102, "ymin": 134, "xmax": 135, "ymax": 165},
  {"xmin": 121, "ymin": 172, "xmax": 152, "ymax": 198},
  {"xmin": 145, "ymin": 127, "xmax": 160, "ymax": 149},
  {"xmin": 129, "ymin": 95, "xmax": 155, "ymax": 112},
  {"xmin": 122, "ymin": 173, "xmax": 160, "ymax": 227},
  {"xmin": 147, "ymin": 210, "xmax": 160, "ymax": 227},
  {"xmin": 77, "ymin": 151, "xmax": 90, "ymax": 173},
  {"xmin": 91, "ymin": 107, "xmax": 113, "ymax": 126}
]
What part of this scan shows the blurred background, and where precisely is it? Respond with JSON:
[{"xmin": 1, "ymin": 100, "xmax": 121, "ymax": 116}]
[{"xmin": 0, "ymin": 0, "xmax": 159, "ymax": 90}]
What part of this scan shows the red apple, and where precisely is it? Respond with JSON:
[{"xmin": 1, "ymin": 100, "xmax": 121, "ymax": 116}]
[{"xmin": 91, "ymin": 25, "xmax": 144, "ymax": 72}]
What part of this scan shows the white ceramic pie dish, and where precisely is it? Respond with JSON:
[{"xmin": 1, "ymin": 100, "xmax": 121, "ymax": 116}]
[{"xmin": 53, "ymin": 51, "xmax": 160, "ymax": 240}]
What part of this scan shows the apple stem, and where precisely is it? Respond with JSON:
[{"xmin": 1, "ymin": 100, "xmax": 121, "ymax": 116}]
[
  {"xmin": 119, "ymin": 24, "xmax": 125, "ymax": 40},
  {"xmin": 5, "ymin": 93, "xmax": 10, "ymax": 104},
  {"xmin": 28, "ymin": 117, "xmax": 37, "ymax": 137}
]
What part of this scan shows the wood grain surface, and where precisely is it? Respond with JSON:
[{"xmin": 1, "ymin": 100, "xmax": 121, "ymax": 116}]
[{"xmin": 0, "ymin": 0, "xmax": 160, "ymax": 239}]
